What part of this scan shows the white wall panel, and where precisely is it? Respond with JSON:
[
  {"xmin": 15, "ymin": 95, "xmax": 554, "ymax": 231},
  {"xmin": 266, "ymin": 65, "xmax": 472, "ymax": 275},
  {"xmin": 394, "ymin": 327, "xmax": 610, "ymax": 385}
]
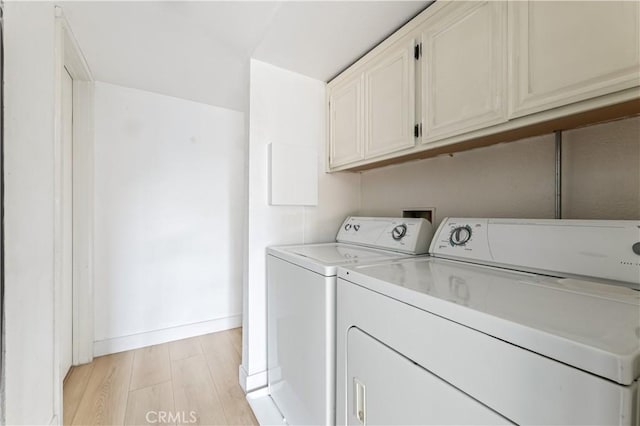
[
  {"xmin": 3, "ymin": 3, "xmax": 58, "ymax": 424},
  {"xmin": 93, "ymin": 82, "xmax": 245, "ymax": 350},
  {"xmin": 242, "ymin": 60, "xmax": 361, "ymax": 390},
  {"xmin": 269, "ymin": 143, "xmax": 318, "ymax": 206}
]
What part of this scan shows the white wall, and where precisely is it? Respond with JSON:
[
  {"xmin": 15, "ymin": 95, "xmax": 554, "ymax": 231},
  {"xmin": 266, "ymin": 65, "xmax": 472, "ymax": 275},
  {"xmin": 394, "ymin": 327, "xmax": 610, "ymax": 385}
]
[
  {"xmin": 241, "ymin": 60, "xmax": 360, "ymax": 391},
  {"xmin": 93, "ymin": 82, "xmax": 245, "ymax": 355},
  {"xmin": 3, "ymin": 3, "xmax": 59, "ymax": 424},
  {"xmin": 360, "ymin": 117, "xmax": 640, "ymax": 226}
]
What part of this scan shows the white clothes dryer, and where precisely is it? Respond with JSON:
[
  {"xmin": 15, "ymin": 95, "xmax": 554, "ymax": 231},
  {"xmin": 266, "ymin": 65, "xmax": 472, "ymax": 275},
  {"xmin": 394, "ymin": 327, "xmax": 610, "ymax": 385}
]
[{"xmin": 336, "ymin": 218, "xmax": 640, "ymax": 425}]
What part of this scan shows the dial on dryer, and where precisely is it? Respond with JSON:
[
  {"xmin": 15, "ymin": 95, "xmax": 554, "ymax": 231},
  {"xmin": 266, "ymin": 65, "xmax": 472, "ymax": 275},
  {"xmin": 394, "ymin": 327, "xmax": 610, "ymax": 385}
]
[{"xmin": 450, "ymin": 226, "xmax": 472, "ymax": 246}]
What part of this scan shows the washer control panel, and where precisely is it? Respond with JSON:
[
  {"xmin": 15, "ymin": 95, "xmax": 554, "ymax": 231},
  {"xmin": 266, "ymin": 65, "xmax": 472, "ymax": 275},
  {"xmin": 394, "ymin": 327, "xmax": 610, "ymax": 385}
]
[
  {"xmin": 430, "ymin": 217, "xmax": 640, "ymax": 288},
  {"xmin": 337, "ymin": 216, "xmax": 434, "ymax": 255}
]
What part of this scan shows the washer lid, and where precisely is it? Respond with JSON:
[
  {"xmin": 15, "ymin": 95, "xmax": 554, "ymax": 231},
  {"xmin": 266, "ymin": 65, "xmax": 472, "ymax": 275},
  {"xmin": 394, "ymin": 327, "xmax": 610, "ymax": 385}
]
[
  {"xmin": 268, "ymin": 243, "xmax": 414, "ymax": 276},
  {"xmin": 338, "ymin": 257, "xmax": 640, "ymax": 385}
]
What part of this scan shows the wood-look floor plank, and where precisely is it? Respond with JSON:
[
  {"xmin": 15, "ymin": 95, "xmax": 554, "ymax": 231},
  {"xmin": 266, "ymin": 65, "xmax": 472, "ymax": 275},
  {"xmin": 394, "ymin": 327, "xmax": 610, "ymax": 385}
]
[
  {"xmin": 130, "ymin": 343, "xmax": 171, "ymax": 391},
  {"xmin": 171, "ymin": 354, "xmax": 227, "ymax": 426},
  {"xmin": 200, "ymin": 331, "xmax": 258, "ymax": 426},
  {"xmin": 124, "ymin": 381, "xmax": 175, "ymax": 426},
  {"xmin": 71, "ymin": 351, "xmax": 134, "ymax": 426},
  {"xmin": 63, "ymin": 363, "xmax": 95, "ymax": 426},
  {"xmin": 65, "ymin": 328, "xmax": 253, "ymax": 426},
  {"xmin": 169, "ymin": 336, "xmax": 203, "ymax": 361},
  {"xmin": 228, "ymin": 328, "xmax": 242, "ymax": 358}
]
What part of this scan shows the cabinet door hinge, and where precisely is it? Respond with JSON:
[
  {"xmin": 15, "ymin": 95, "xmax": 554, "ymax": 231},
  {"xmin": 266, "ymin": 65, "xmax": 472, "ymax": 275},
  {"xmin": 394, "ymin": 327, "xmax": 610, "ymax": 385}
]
[
  {"xmin": 414, "ymin": 123, "xmax": 422, "ymax": 138},
  {"xmin": 414, "ymin": 43, "xmax": 422, "ymax": 60}
]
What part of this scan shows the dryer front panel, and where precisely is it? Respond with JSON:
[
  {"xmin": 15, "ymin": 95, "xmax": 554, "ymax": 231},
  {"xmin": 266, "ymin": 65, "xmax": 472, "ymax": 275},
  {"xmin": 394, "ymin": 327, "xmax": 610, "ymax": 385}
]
[{"xmin": 346, "ymin": 327, "xmax": 511, "ymax": 425}]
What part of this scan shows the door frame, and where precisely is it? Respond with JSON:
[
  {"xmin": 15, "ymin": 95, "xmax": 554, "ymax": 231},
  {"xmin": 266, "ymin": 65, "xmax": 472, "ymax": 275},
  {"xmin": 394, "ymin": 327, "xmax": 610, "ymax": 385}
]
[{"xmin": 53, "ymin": 4, "xmax": 94, "ymax": 390}]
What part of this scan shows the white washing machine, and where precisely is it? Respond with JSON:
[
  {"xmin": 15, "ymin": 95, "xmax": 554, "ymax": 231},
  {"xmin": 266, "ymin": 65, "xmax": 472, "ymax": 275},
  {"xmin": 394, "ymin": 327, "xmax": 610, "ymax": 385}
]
[
  {"xmin": 336, "ymin": 218, "xmax": 640, "ymax": 425},
  {"xmin": 253, "ymin": 216, "xmax": 434, "ymax": 426}
]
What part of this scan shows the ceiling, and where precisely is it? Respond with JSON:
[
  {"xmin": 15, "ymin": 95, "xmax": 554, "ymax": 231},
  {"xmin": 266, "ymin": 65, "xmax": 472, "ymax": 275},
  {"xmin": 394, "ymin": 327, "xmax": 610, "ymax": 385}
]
[{"xmin": 61, "ymin": 1, "xmax": 429, "ymax": 112}]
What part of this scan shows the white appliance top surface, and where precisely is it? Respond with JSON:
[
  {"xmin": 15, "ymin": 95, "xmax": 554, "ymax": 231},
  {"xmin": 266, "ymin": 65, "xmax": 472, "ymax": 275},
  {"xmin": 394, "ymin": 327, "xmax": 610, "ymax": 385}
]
[
  {"xmin": 339, "ymin": 257, "xmax": 640, "ymax": 385},
  {"xmin": 268, "ymin": 243, "xmax": 419, "ymax": 276},
  {"xmin": 282, "ymin": 244, "xmax": 397, "ymax": 263}
]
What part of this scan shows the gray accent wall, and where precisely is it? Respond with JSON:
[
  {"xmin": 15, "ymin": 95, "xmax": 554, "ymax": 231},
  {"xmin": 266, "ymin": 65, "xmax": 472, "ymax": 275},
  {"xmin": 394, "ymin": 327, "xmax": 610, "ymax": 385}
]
[{"xmin": 360, "ymin": 117, "xmax": 640, "ymax": 227}]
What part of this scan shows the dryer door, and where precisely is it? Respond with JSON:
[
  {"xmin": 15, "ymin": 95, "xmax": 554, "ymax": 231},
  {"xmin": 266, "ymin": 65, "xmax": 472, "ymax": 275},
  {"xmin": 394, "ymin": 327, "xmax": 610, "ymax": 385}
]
[{"xmin": 346, "ymin": 327, "xmax": 512, "ymax": 425}]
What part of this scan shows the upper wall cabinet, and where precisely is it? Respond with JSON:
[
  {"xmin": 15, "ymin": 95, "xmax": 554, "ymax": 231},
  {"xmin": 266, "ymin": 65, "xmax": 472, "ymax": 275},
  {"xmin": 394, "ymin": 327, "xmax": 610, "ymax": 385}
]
[
  {"xmin": 328, "ymin": 74, "xmax": 365, "ymax": 167},
  {"xmin": 509, "ymin": 1, "xmax": 640, "ymax": 118},
  {"xmin": 421, "ymin": 1, "xmax": 507, "ymax": 142},
  {"xmin": 327, "ymin": 34, "xmax": 416, "ymax": 169},
  {"xmin": 364, "ymin": 37, "xmax": 416, "ymax": 158},
  {"xmin": 327, "ymin": 1, "xmax": 640, "ymax": 172}
]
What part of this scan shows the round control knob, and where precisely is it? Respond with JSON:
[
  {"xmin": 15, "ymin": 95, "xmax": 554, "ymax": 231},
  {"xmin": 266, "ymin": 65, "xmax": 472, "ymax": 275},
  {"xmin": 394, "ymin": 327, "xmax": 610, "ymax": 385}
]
[
  {"xmin": 344, "ymin": 223, "xmax": 352, "ymax": 231},
  {"xmin": 450, "ymin": 226, "xmax": 472, "ymax": 246},
  {"xmin": 633, "ymin": 242, "xmax": 640, "ymax": 255},
  {"xmin": 354, "ymin": 224, "xmax": 360, "ymax": 232},
  {"xmin": 392, "ymin": 224, "xmax": 407, "ymax": 241}
]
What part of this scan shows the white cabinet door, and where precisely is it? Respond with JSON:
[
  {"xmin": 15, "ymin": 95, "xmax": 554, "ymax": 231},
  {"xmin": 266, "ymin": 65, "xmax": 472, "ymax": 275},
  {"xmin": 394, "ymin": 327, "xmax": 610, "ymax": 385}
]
[
  {"xmin": 364, "ymin": 37, "xmax": 416, "ymax": 159},
  {"xmin": 510, "ymin": 1, "xmax": 640, "ymax": 118},
  {"xmin": 422, "ymin": 1, "xmax": 507, "ymax": 142},
  {"xmin": 329, "ymin": 75, "xmax": 365, "ymax": 168},
  {"xmin": 346, "ymin": 327, "xmax": 512, "ymax": 425}
]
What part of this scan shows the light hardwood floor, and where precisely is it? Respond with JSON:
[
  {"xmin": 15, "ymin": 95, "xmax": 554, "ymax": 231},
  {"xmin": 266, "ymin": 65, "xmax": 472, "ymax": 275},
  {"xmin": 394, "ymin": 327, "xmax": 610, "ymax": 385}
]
[{"xmin": 63, "ymin": 328, "xmax": 258, "ymax": 426}]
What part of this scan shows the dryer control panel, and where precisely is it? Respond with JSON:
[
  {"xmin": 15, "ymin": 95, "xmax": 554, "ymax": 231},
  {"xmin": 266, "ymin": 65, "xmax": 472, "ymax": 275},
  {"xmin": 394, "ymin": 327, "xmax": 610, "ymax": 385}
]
[
  {"xmin": 337, "ymin": 217, "xmax": 433, "ymax": 255},
  {"xmin": 430, "ymin": 218, "xmax": 640, "ymax": 288}
]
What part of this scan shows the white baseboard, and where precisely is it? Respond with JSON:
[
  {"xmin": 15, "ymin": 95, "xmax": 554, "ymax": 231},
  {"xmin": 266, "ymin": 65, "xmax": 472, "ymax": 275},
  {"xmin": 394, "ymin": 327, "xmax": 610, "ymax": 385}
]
[
  {"xmin": 94, "ymin": 314, "xmax": 242, "ymax": 356},
  {"xmin": 239, "ymin": 364, "xmax": 268, "ymax": 393}
]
